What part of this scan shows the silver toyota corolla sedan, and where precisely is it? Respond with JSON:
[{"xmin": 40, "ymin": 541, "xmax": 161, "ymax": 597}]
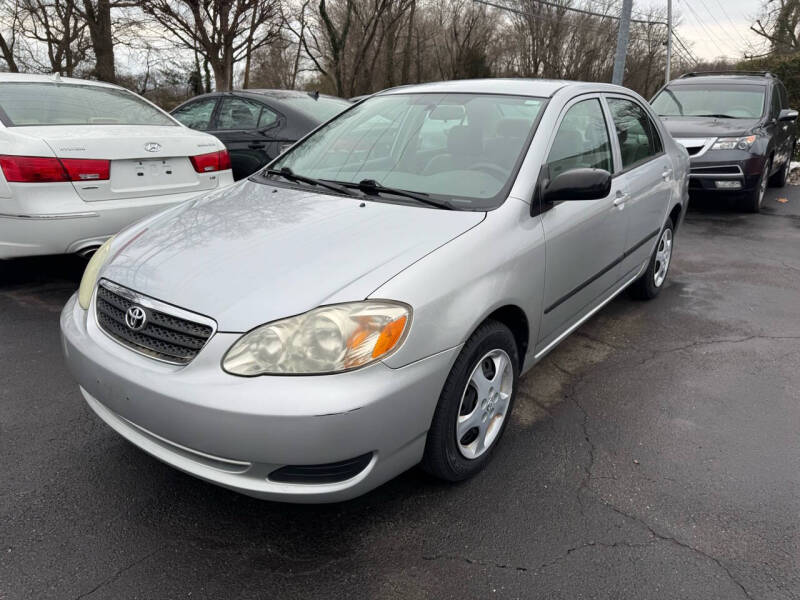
[{"xmin": 61, "ymin": 79, "xmax": 689, "ymax": 503}]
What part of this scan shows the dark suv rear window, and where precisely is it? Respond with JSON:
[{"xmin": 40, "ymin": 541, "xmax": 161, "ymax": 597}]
[{"xmin": 651, "ymin": 84, "xmax": 766, "ymax": 119}]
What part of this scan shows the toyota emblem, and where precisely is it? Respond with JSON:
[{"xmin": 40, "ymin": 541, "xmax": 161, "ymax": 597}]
[
  {"xmin": 125, "ymin": 305, "xmax": 147, "ymax": 330},
  {"xmin": 144, "ymin": 142, "xmax": 162, "ymax": 153}
]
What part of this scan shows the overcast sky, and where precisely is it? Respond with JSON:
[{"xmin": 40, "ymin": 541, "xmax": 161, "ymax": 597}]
[{"xmin": 636, "ymin": 0, "xmax": 767, "ymax": 62}]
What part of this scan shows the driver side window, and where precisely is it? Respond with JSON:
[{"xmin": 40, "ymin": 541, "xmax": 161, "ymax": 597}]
[{"xmin": 547, "ymin": 99, "xmax": 612, "ymax": 179}]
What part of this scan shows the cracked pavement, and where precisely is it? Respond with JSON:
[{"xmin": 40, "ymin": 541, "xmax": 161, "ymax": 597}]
[{"xmin": 1, "ymin": 186, "xmax": 799, "ymax": 599}]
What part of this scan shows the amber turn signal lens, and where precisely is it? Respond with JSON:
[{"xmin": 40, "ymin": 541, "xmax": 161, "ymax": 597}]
[{"xmin": 372, "ymin": 316, "xmax": 407, "ymax": 358}]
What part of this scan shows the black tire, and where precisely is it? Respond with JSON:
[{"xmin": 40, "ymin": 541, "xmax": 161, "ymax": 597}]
[
  {"xmin": 743, "ymin": 158, "xmax": 770, "ymax": 213},
  {"xmin": 629, "ymin": 218, "xmax": 674, "ymax": 301},
  {"xmin": 421, "ymin": 319, "xmax": 519, "ymax": 482},
  {"xmin": 768, "ymin": 146, "xmax": 792, "ymax": 188}
]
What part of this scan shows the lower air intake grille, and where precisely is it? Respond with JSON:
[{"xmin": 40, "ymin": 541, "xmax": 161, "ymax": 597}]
[{"xmin": 95, "ymin": 281, "xmax": 214, "ymax": 365}]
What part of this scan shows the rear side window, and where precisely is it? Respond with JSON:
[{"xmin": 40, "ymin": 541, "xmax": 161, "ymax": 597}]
[
  {"xmin": 0, "ymin": 82, "xmax": 176, "ymax": 126},
  {"xmin": 607, "ymin": 98, "xmax": 661, "ymax": 169},
  {"xmin": 547, "ymin": 98, "xmax": 613, "ymax": 178},
  {"xmin": 172, "ymin": 98, "xmax": 217, "ymax": 130},
  {"xmin": 216, "ymin": 97, "xmax": 277, "ymax": 130}
]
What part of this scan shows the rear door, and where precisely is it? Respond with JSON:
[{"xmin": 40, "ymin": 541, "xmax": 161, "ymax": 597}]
[
  {"xmin": 536, "ymin": 95, "xmax": 627, "ymax": 348},
  {"xmin": 209, "ymin": 97, "xmax": 279, "ymax": 180},
  {"xmin": 604, "ymin": 95, "xmax": 671, "ymax": 276}
]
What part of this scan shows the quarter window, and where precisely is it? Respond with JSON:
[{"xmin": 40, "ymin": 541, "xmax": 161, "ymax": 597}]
[
  {"xmin": 607, "ymin": 98, "xmax": 661, "ymax": 169},
  {"xmin": 546, "ymin": 98, "xmax": 612, "ymax": 178},
  {"xmin": 172, "ymin": 98, "xmax": 217, "ymax": 130}
]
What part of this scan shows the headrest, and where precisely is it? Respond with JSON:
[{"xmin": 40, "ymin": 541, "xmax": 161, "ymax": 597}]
[
  {"xmin": 496, "ymin": 118, "xmax": 531, "ymax": 138},
  {"xmin": 447, "ymin": 126, "xmax": 483, "ymax": 155}
]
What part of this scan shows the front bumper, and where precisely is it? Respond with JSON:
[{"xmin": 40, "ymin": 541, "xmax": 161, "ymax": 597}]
[
  {"xmin": 60, "ymin": 294, "xmax": 458, "ymax": 503},
  {"xmin": 687, "ymin": 150, "xmax": 766, "ymax": 194}
]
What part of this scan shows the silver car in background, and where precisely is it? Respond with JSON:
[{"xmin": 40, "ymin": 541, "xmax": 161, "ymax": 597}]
[{"xmin": 61, "ymin": 79, "xmax": 688, "ymax": 502}]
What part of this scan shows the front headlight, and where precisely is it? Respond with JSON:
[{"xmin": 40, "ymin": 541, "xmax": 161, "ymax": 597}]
[
  {"xmin": 77, "ymin": 236, "xmax": 115, "ymax": 310},
  {"xmin": 711, "ymin": 135, "xmax": 756, "ymax": 151},
  {"xmin": 222, "ymin": 301, "xmax": 411, "ymax": 376}
]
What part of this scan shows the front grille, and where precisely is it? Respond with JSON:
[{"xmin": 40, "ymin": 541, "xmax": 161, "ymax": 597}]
[{"xmin": 95, "ymin": 281, "xmax": 214, "ymax": 365}]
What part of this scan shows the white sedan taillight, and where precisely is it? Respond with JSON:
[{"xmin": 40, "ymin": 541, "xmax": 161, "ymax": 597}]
[
  {"xmin": 189, "ymin": 150, "xmax": 231, "ymax": 173},
  {"xmin": 0, "ymin": 155, "xmax": 110, "ymax": 183}
]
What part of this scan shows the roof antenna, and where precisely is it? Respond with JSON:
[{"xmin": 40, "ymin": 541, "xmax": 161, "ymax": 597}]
[
  {"xmin": 52, "ymin": 72, "xmax": 61, "ymax": 82},
  {"xmin": 310, "ymin": 90, "xmax": 320, "ymax": 100}
]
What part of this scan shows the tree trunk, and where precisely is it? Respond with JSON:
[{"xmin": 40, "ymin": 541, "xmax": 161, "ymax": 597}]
[
  {"xmin": 0, "ymin": 32, "xmax": 19, "ymax": 72},
  {"xmin": 83, "ymin": 0, "xmax": 116, "ymax": 83}
]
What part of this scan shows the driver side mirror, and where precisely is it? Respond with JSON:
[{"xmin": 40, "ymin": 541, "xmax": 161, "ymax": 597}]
[
  {"xmin": 779, "ymin": 108, "xmax": 798, "ymax": 122},
  {"xmin": 542, "ymin": 167, "xmax": 612, "ymax": 203}
]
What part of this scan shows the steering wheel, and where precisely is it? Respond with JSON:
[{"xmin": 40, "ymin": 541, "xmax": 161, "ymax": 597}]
[{"xmin": 467, "ymin": 163, "xmax": 508, "ymax": 181}]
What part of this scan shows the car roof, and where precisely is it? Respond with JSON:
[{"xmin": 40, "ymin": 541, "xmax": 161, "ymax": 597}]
[
  {"xmin": 666, "ymin": 75, "xmax": 770, "ymax": 87},
  {"xmin": 0, "ymin": 72, "xmax": 122, "ymax": 89},
  {"xmin": 376, "ymin": 78, "xmax": 634, "ymax": 98}
]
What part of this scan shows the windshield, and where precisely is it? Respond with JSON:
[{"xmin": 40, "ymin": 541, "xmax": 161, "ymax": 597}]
[
  {"xmin": 0, "ymin": 82, "xmax": 176, "ymax": 127},
  {"xmin": 284, "ymin": 95, "xmax": 351, "ymax": 122},
  {"xmin": 267, "ymin": 93, "xmax": 546, "ymax": 209},
  {"xmin": 651, "ymin": 84, "xmax": 766, "ymax": 118}
]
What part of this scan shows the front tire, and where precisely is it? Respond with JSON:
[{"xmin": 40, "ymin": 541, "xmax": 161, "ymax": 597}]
[
  {"xmin": 421, "ymin": 320, "xmax": 519, "ymax": 482},
  {"xmin": 629, "ymin": 218, "xmax": 674, "ymax": 300},
  {"xmin": 743, "ymin": 159, "xmax": 770, "ymax": 213}
]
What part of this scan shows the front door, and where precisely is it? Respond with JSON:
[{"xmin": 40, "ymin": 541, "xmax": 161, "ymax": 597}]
[
  {"xmin": 605, "ymin": 95, "xmax": 671, "ymax": 275},
  {"xmin": 536, "ymin": 96, "xmax": 628, "ymax": 350}
]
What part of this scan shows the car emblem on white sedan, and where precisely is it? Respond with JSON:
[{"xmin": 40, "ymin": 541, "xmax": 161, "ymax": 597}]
[
  {"xmin": 125, "ymin": 306, "xmax": 147, "ymax": 330},
  {"xmin": 144, "ymin": 142, "xmax": 162, "ymax": 153}
]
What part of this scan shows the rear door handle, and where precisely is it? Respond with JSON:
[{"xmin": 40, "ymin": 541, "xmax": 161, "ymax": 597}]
[
  {"xmin": 248, "ymin": 143, "xmax": 266, "ymax": 150},
  {"xmin": 662, "ymin": 168, "xmax": 673, "ymax": 181}
]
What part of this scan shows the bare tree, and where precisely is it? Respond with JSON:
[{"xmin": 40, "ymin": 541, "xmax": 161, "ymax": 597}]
[
  {"xmin": 140, "ymin": 0, "xmax": 281, "ymax": 91},
  {"xmin": 18, "ymin": 0, "xmax": 91, "ymax": 75},
  {"xmin": 0, "ymin": 0, "xmax": 23, "ymax": 71},
  {"xmin": 752, "ymin": 0, "xmax": 800, "ymax": 54}
]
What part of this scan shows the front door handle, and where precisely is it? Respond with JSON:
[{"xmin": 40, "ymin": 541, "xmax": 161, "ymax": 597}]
[
  {"xmin": 613, "ymin": 191, "xmax": 629, "ymax": 209},
  {"xmin": 662, "ymin": 168, "xmax": 673, "ymax": 181}
]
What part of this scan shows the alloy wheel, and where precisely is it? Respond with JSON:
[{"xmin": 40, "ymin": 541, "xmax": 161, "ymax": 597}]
[
  {"xmin": 455, "ymin": 349, "xmax": 513, "ymax": 459},
  {"xmin": 653, "ymin": 228, "xmax": 673, "ymax": 288},
  {"xmin": 758, "ymin": 162, "xmax": 769, "ymax": 208}
]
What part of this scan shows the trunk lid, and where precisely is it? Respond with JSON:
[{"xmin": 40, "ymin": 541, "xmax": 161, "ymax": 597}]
[{"xmin": 20, "ymin": 125, "xmax": 224, "ymax": 201}]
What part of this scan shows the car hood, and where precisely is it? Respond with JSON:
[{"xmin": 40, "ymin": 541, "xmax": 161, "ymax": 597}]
[
  {"xmin": 659, "ymin": 116, "xmax": 760, "ymax": 139},
  {"xmin": 101, "ymin": 181, "xmax": 485, "ymax": 331}
]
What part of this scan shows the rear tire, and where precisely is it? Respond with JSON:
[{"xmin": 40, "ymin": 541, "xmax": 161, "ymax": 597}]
[
  {"xmin": 421, "ymin": 320, "xmax": 519, "ymax": 482},
  {"xmin": 743, "ymin": 159, "xmax": 770, "ymax": 213},
  {"xmin": 629, "ymin": 218, "xmax": 674, "ymax": 301}
]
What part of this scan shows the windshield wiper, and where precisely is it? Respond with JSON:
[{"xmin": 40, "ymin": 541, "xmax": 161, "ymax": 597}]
[
  {"xmin": 340, "ymin": 179, "xmax": 453, "ymax": 210},
  {"xmin": 696, "ymin": 113, "xmax": 738, "ymax": 119},
  {"xmin": 265, "ymin": 167, "xmax": 356, "ymax": 196}
]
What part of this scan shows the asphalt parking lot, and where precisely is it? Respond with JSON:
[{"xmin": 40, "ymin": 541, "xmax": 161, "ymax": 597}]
[{"xmin": 2, "ymin": 187, "xmax": 799, "ymax": 600}]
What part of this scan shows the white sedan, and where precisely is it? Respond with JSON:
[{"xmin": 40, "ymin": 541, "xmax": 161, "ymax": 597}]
[{"xmin": 0, "ymin": 73, "xmax": 234, "ymax": 259}]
